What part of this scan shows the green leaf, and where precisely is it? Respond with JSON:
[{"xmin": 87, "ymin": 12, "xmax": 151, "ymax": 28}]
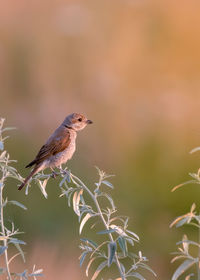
[
  {"xmin": 79, "ymin": 251, "xmax": 88, "ymax": 267},
  {"xmin": 91, "ymin": 260, "xmax": 108, "ymax": 280},
  {"xmin": 65, "ymin": 171, "xmax": 71, "ymax": 183},
  {"xmin": 2, "ymin": 127, "xmax": 16, "ymax": 132},
  {"xmin": 73, "ymin": 189, "xmax": 83, "ymax": 216},
  {"xmin": 176, "ymin": 217, "xmax": 190, "ymax": 228},
  {"xmin": 0, "ymin": 246, "xmax": 7, "ymax": 255},
  {"xmin": 190, "ymin": 147, "xmax": 200, "ymax": 154},
  {"xmin": 37, "ymin": 179, "xmax": 48, "ymax": 199},
  {"xmin": 101, "ymin": 180, "xmax": 114, "ymax": 189},
  {"xmin": 126, "ymin": 272, "xmax": 145, "ymax": 279},
  {"xmin": 172, "ymin": 180, "xmax": 198, "ymax": 192},
  {"xmin": 79, "ymin": 213, "xmax": 93, "ymax": 234},
  {"xmin": 107, "ymin": 242, "xmax": 116, "ymax": 267},
  {"xmin": 67, "ymin": 189, "xmax": 74, "ymax": 207},
  {"xmin": 101, "ymin": 193, "xmax": 116, "ymax": 211},
  {"xmin": 9, "ymin": 238, "xmax": 26, "ymax": 245},
  {"xmin": 59, "ymin": 175, "xmax": 69, "ymax": 187},
  {"xmin": 0, "ymin": 150, "xmax": 6, "ymax": 159},
  {"xmin": 125, "ymin": 237, "xmax": 134, "ymax": 246},
  {"xmin": 137, "ymin": 263, "xmax": 157, "ymax": 277},
  {"xmin": 97, "ymin": 229, "xmax": 116, "ymax": 235},
  {"xmin": 172, "ymin": 259, "xmax": 197, "ymax": 280},
  {"xmin": 29, "ymin": 271, "xmax": 43, "ymax": 277},
  {"xmin": 86, "ymin": 257, "xmax": 101, "ymax": 277},
  {"xmin": 118, "ymin": 236, "xmax": 127, "ymax": 255},
  {"xmin": 80, "ymin": 238, "xmax": 98, "ymax": 249},
  {"xmin": 8, "ymin": 200, "xmax": 27, "ymax": 210},
  {"xmin": 126, "ymin": 229, "xmax": 140, "ymax": 241},
  {"xmin": 185, "ymin": 274, "xmax": 194, "ymax": 280},
  {"xmin": 0, "ymin": 141, "xmax": 4, "ymax": 151},
  {"xmin": 177, "ymin": 239, "xmax": 200, "ymax": 249},
  {"xmin": 13, "ymin": 243, "xmax": 26, "ymax": 263}
]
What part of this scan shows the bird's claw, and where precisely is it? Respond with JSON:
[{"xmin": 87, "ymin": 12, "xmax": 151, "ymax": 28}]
[{"xmin": 51, "ymin": 171, "xmax": 58, "ymax": 179}]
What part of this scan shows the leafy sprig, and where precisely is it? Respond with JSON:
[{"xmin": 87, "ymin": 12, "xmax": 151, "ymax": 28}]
[
  {"xmin": 171, "ymin": 147, "xmax": 200, "ymax": 280},
  {"xmin": 32, "ymin": 166, "xmax": 156, "ymax": 279},
  {"xmin": 0, "ymin": 118, "xmax": 43, "ymax": 280}
]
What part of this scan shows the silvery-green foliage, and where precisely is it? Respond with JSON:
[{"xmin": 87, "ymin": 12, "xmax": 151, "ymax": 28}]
[
  {"xmin": 33, "ymin": 166, "xmax": 156, "ymax": 279},
  {"xmin": 0, "ymin": 118, "xmax": 43, "ymax": 280},
  {"xmin": 171, "ymin": 148, "xmax": 200, "ymax": 280}
]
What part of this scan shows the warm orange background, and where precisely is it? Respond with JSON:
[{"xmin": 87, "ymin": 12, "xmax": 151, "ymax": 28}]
[{"xmin": 1, "ymin": 1, "xmax": 200, "ymax": 279}]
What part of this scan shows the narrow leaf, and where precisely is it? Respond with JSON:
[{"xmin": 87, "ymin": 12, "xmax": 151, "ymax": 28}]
[
  {"xmin": 97, "ymin": 229, "xmax": 116, "ymax": 235},
  {"xmin": 102, "ymin": 180, "xmax": 114, "ymax": 189},
  {"xmin": 9, "ymin": 238, "xmax": 26, "ymax": 245},
  {"xmin": 67, "ymin": 190, "xmax": 74, "ymax": 207},
  {"xmin": 127, "ymin": 272, "xmax": 145, "ymax": 279},
  {"xmin": 118, "ymin": 236, "xmax": 127, "ymax": 255},
  {"xmin": 30, "ymin": 268, "xmax": 43, "ymax": 276},
  {"xmin": 59, "ymin": 175, "xmax": 68, "ymax": 187},
  {"xmin": 0, "ymin": 150, "xmax": 6, "ymax": 159},
  {"xmin": 108, "ymin": 242, "xmax": 116, "ymax": 267},
  {"xmin": 0, "ymin": 141, "xmax": 4, "ymax": 151},
  {"xmin": 126, "ymin": 229, "xmax": 140, "ymax": 241},
  {"xmin": 9, "ymin": 200, "xmax": 27, "ymax": 210},
  {"xmin": 37, "ymin": 179, "xmax": 48, "ymax": 199},
  {"xmin": 13, "ymin": 243, "xmax": 26, "ymax": 262},
  {"xmin": 172, "ymin": 259, "xmax": 197, "ymax": 280},
  {"xmin": 80, "ymin": 238, "xmax": 98, "ymax": 249},
  {"xmin": 79, "ymin": 251, "xmax": 88, "ymax": 267},
  {"xmin": 138, "ymin": 262, "xmax": 157, "ymax": 276},
  {"xmin": 172, "ymin": 180, "xmax": 198, "ymax": 192},
  {"xmin": 91, "ymin": 260, "xmax": 108, "ymax": 280},
  {"xmin": 175, "ymin": 217, "xmax": 189, "ymax": 228},
  {"xmin": 79, "ymin": 213, "xmax": 93, "ymax": 234},
  {"xmin": 29, "ymin": 272, "xmax": 43, "ymax": 277},
  {"xmin": 191, "ymin": 203, "xmax": 196, "ymax": 212},
  {"xmin": 86, "ymin": 257, "xmax": 101, "ymax": 277},
  {"xmin": 73, "ymin": 189, "xmax": 83, "ymax": 216},
  {"xmin": 0, "ymin": 246, "xmax": 7, "ymax": 255},
  {"xmin": 2, "ymin": 127, "xmax": 16, "ymax": 132},
  {"xmin": 101, "ymin": 193, "xmax": 116, "ymax": 210},
  {"xmin": 190, "ymin": 147, "xmax": 200, "ymax": 154},
  {"xmin": 185, "ymin": 274, "xmax": 194, "ymax": 280}
]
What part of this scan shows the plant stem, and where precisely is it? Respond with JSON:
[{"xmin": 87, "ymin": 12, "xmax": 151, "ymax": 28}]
[
  {"xmin": 0, "ymin": 177, "xmax": 12, "ymax": 280},
  {"xmin": 71, "ymin": 173, "xmax": 125, "ymax": 280}
]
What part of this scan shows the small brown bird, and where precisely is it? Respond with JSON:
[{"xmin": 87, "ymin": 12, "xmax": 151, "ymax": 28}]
[{"xmin": 18, "ymin": 113, "xmax": 92, "ymax": 190}]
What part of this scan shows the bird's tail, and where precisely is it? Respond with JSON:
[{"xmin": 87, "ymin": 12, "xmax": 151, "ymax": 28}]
[{"xmin": 18, "ymin": 166, "xmax": 40, "ymax": 190}]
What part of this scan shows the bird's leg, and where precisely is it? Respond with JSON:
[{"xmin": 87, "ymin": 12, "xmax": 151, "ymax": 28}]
[
  {"xmin": 50, "ymin": 168, "xmax": 58, "ymax": 179},
  {"xmin": 58, "ymin": 165, "xmax": 64, "ymax": 174}
]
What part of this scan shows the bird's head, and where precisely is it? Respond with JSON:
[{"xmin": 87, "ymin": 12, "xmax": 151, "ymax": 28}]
[{"xmin": 62, "ymin": 113, "xmax": 93, "ymax": 131}]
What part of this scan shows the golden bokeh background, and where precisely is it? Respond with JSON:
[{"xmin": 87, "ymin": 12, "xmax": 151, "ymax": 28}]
[{"xmin": 1, "ymin": 1, "xmax": 200, "ymax": 279}]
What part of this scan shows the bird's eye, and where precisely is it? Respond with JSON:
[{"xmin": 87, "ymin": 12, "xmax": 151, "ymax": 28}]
[{"xmin": 78, "ymin": 118, "xmax": 82, "ymax": 122}]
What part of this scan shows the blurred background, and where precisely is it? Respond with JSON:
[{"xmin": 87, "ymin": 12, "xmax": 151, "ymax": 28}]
[{"xmin": 1, "ymin": 0, "xmax": 200, "ymax": 279}]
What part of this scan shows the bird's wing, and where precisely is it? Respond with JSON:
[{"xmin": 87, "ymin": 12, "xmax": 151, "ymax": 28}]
[{"xmin": 26, "ymin": 129, "xmax": 71, "ymax": 167}]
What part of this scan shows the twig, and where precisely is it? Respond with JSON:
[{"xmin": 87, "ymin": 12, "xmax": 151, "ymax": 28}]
[{"xmin": 71, "ymin": 173, "xmax": 125, "ymax": 280}]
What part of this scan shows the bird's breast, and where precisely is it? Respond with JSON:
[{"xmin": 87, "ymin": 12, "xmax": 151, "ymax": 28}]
[{"xmin": 48, "ymin": 133, "xmax": 76, "ymax": 167}]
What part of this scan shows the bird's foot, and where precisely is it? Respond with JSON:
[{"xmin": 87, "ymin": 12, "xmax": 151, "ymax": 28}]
[{"xmin": 51, "ymin": 171, "xmax": 58, "ymax": 179}]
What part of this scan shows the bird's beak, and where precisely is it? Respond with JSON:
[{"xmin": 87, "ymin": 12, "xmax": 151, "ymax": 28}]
[{"xmin": 87, "ymin": 119, "xmax": 93, "ymax": 124}]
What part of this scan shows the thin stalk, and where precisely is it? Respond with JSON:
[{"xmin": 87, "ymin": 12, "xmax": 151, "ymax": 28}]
[
  {"xmin": 71, "ymin": 173, "xmax": 125, "ymax": 280},
  {"xmin": 0, "ymin": 179, "xmax": 12, "ymax": 280}
]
